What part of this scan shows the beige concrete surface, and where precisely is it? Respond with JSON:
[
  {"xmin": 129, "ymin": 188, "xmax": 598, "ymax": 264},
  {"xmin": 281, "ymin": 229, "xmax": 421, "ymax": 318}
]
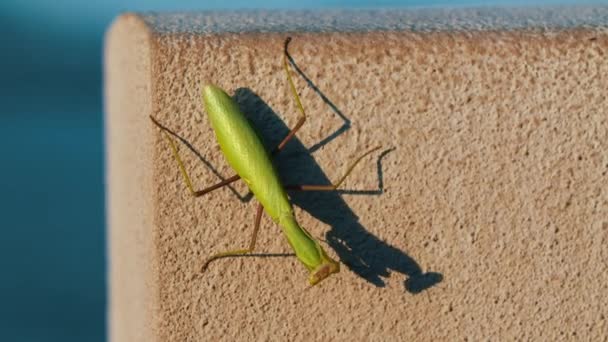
[{"xmin": 105, "ymin": 9, "xmax": 608, "ymax": 341}]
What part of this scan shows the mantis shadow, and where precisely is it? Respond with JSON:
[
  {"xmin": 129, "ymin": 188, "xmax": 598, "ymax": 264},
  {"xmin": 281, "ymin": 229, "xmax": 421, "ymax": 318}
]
[{"xmin": 234, "ymin": 87, "xmax": 443, "ymax": 294}]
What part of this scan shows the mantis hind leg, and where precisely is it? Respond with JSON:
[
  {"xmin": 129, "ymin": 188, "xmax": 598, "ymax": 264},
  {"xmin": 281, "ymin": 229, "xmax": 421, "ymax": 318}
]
[
  {"xmin": 150, "ymin": 116, "xmax": 241, "ymax": 196},
  {"xmin": 150, "ymin": 41, "xmax": 300, "ymax": 193},
  {"xmin": 271, "ymin": 37, "xmax": 307, "ymax": 155},
  {"xmin": 201, "ymin": 203, "xmax": 264, "ymax": 272},
  {"xmin": 278, "ymin": 38, "xmax": 382, "ymax": 191},
  {"xmin": 285, "ymin": 146, "xmax": 382, "ymax": 191}
]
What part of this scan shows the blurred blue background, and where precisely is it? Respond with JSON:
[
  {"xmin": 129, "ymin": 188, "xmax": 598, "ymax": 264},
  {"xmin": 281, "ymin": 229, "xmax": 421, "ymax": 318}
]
[{"xmin": 0, "ymin": 0, "xmax": 604, "ymax": 341}]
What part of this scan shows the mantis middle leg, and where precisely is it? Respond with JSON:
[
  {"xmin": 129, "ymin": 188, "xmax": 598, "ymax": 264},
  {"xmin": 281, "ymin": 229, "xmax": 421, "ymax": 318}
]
[
  {"xmin": 201, "ymin": 203, "xmax": 264, "ymax": 272},
  {"xmin": 284, "ymin": 146, "xmax": 382, "ymax": 191}
]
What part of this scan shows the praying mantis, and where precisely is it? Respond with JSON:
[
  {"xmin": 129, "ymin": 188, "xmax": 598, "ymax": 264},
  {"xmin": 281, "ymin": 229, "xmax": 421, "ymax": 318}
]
[{"xmin": 150, "ymin": 37, "xmax": 380, "ymax": 286}]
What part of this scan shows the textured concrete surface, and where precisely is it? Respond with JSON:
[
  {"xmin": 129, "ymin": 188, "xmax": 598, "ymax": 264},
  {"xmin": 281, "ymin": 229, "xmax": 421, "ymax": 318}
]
[{"xmin": 105, "ymin": 8, "xmax": 608, "ymax": 341}]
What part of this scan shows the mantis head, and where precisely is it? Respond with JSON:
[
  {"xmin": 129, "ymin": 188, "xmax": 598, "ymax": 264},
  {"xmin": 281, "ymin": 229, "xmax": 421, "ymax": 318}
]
[
  {"xmin": 308, "ymin": 256, "xmax": 340, "ymax": 286},
  {"xmin": 278, "ymin": 213, "xmax": 341, "ymax": 286}
]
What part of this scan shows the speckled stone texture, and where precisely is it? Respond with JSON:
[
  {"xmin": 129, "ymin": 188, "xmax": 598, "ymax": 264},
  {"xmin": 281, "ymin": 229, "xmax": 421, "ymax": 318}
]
[{"xmin": 105, "ymin": 8, "xmax": 608, "ymax": 341}]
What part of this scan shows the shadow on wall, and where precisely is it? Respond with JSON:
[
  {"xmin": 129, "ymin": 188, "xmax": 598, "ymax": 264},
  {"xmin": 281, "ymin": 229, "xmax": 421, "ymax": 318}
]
[
  {"xmin": 234, "ymin": 85, "xmax": 442, "ymax": 294},
  {"xmin": 156, "ymin": 43, "xmax": 443, "ymax": 293}
]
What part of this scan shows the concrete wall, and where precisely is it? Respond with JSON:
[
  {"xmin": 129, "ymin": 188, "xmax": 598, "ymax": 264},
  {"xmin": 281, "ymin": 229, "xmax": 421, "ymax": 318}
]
[{"xmin": 105, "ymin": 9, "xmax": 608, "ymax": 341}]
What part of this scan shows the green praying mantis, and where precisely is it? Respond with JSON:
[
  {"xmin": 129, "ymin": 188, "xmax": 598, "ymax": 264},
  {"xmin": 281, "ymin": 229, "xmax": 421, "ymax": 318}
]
[{"xmin": 150, "ymin": 37, "xmax": 380, "ymax": 286}]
